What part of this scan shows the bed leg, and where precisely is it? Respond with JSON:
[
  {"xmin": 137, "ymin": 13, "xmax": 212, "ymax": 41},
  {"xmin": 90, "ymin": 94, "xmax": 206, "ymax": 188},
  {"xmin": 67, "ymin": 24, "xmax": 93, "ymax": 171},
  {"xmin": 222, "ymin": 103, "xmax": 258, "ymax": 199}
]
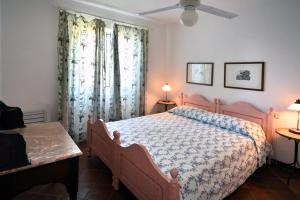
[
  {"xmin": 267, "ymin": 157, "xmax": 272, "ymax": 165},
  {"xmin": 86, "ymin": 114, "xmax": 93, "ymax": 158},
  {"xmin": 112, "ymin": 175, "xmax": 119, "ymax": 190},
  {"xmin": 168, "ymin": 168, "xmax": 180, "ymax": 200},
  {"xmin": 112, "ymin": 131, "xmax": 121, "ymax": 191},
  {"xmin": 86, "ymin": 146, "xmax": 92, "ymax": 157}
]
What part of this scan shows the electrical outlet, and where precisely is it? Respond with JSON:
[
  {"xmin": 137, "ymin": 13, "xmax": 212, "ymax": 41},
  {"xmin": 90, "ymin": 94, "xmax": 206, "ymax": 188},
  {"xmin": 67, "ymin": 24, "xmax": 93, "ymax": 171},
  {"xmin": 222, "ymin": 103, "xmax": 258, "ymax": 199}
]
[{"xmin": 274, "ymin": 113, "xmax": 280, "ymax": 119}]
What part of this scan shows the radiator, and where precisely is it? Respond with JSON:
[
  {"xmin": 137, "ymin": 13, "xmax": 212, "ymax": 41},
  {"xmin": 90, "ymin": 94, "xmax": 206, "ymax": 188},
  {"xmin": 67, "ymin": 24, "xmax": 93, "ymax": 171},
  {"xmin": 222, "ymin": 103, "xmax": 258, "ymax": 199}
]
[{"xmin": 23, "ymin": 110, "xmax": 46, "ymax": 124}]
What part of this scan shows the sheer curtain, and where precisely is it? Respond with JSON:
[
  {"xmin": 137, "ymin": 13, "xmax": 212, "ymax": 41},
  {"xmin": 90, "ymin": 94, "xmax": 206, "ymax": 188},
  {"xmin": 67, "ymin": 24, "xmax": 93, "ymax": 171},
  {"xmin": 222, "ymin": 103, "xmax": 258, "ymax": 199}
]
[{"xmin": 57, "ymin": 11, "xmax": 148, "ymax": 142}]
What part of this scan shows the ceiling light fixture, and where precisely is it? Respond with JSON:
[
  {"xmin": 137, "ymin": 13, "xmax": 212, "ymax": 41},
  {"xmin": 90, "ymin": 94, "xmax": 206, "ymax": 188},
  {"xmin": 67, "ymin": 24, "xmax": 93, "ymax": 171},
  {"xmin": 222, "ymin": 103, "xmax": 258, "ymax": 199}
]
[{"xmin": 180, "ymin": 6, "xmax": 198, "ymax": 27}]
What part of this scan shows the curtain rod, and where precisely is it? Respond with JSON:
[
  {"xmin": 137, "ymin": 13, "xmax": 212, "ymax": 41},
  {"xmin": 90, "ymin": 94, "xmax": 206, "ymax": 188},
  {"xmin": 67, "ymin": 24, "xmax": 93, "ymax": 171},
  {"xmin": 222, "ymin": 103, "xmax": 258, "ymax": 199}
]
[{"xmin": 59, "ymin": 7, "xmax": 149, "ymax": 30}]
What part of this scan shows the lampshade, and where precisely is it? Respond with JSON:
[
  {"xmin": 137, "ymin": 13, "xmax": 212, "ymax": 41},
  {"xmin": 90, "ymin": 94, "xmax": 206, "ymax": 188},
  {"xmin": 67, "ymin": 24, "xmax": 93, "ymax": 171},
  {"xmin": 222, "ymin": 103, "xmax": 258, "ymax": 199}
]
[
  {"xmin": 162, "ymin": 83, "xmax": 172, "ymax": 92},
  {"xmin": 288, "ymin": 99, "xmax": 300, "ymax": 111},
  {"xmin": 180, "ymin": 7, "xmax": 198, "ymax": 27}
]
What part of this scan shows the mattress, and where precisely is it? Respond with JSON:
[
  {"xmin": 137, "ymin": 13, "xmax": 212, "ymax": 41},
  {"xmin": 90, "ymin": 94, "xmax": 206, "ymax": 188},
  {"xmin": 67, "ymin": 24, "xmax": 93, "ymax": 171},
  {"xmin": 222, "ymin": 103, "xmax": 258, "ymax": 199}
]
[{"xmin": 106, "ymin": 107, "xmax": 271, "ymax": 200}]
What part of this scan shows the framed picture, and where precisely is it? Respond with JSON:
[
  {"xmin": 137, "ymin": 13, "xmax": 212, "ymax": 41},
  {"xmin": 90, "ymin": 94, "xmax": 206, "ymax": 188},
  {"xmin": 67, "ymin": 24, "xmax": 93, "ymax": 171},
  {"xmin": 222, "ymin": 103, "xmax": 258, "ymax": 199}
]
[
  {"xmin": 224, "ymin": 62, "xmax": 265, "ymax": 91},
  {"xmin": 186, "ymin": 62, "xmax": 214, "ymax": 86}
]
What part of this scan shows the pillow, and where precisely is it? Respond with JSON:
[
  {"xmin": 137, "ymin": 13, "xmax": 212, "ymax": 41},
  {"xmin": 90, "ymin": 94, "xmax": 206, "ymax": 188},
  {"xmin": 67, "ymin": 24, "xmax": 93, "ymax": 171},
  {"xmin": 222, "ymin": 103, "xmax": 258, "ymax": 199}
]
[
  {"xmin": 212, "ymin": 113, "xmax": 252, "ymax": 135},
  {"xmin": 209, "ymin": 113, "xmax": 269, "ymax": 158},
  {"xmin": 169, "ymin": 105, "xmax": 263, "ymax": 138},
  {"xmin": 211, "ymin": 113, "xmax": 270, "ymax": 167},
  {"xmin": 168, "ymin": 105, "xmax": 208, "ymax": 119}
]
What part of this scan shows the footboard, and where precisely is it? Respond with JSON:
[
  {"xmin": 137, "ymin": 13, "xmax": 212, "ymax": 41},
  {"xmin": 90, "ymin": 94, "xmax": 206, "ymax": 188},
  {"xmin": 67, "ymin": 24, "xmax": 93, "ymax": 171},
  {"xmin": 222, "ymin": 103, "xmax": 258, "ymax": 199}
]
[
  {"xmin": 87, "ymin": 116, "xmax": 181, "ymax": 200},
  {"xmin": 87, "ymin": 115, "xmax": 114, "ymax": 170},
  {"xmin": 113, "ymin": 131, "xmax": 180, "ymax": 200}
]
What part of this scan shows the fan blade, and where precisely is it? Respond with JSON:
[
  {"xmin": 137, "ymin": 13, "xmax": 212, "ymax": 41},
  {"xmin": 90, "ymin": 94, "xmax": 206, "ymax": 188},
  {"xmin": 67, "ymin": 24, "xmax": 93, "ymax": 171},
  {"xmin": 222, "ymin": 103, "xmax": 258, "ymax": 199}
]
[
  {"xmin": 197, "ymin": 4, "xmax": 238, "ymax": 19},
  {"xmin": 138, "ymin": 4, "xmax": 180, "ymax": 15}
]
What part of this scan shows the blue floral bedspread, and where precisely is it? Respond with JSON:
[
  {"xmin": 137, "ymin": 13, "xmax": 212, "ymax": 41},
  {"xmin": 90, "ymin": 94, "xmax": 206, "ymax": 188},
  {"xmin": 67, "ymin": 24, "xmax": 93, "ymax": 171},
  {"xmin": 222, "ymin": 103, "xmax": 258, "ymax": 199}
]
[{"xmin": 106, "ymin": 106, "xmax": 271, "ymax": 200}]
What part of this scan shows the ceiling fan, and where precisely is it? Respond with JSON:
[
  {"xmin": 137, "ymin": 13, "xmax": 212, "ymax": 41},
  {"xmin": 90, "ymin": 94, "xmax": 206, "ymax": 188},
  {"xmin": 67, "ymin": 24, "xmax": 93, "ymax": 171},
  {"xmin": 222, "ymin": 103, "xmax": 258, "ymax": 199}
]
[{"xmin": 138, "ymin": 0, "xmax": 238, "ymax": 27}]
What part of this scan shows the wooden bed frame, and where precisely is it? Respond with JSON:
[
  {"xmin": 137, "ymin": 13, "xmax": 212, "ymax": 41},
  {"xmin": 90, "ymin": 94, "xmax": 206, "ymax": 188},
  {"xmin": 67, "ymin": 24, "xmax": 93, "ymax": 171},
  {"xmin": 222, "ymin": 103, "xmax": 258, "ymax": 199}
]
[
  {"xmin": 86, "ymin": 94, "xmax": 274, "ymax": 200},
  {"xmin": 181, "ymin": 93, "xmax": 217, "ymax": 112},
  {"xmin": 216, "ymin": 99, "xmax": 274, "ymax": 143}
]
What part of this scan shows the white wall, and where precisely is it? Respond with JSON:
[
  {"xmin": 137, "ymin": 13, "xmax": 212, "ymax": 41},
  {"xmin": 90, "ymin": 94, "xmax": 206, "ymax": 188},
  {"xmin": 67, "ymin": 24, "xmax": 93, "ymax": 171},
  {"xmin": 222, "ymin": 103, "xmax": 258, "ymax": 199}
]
[
  {"xmin": 1, "ymin": 0, "xmax": 167, "ymax": 120},
  {"xmin": 166, "ymin": 0, "xmax": 300, "ymax": 162},
  {"xmin": 2, "ymin": 0, "xmax": 59, "ymax": 120}
]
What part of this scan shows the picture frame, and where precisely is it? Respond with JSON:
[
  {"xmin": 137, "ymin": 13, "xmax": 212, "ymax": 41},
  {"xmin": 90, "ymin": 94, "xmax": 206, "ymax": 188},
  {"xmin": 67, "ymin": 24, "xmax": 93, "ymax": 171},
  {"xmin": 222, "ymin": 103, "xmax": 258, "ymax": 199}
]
[
  {"xmin": 186, "ymin": 62, "xmax": 214, "ymax": 86},
  {"xmin": 224, "ymin": 62, "xmax": 265, "ymax": 91}
]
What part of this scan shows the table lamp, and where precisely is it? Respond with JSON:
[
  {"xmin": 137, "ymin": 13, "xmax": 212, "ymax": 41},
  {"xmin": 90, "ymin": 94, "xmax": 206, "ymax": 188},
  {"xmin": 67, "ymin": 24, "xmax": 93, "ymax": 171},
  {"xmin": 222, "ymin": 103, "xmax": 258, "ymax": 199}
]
[
  {"xmin": 162, "ymin": 83, "xmax": 172, "ymax": 102},
  {"xmin": 288, "ymin": 99, "xmax": 300, "ymax": 134}
]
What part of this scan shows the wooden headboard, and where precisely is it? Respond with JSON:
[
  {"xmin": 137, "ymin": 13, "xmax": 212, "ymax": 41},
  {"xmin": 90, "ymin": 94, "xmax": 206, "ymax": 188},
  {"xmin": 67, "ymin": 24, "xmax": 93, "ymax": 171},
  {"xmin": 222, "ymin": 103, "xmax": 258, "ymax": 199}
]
[
  {"xmin": 178, "ymin": 94, "xmax": 274, "ymax": 142},
  {"xmin": 180, "ymin": 93, "xmax": 216, "ymax": 113},
  {"xmin": 217, "ymin": 100, "xmax": 274, "ymax": 142}
]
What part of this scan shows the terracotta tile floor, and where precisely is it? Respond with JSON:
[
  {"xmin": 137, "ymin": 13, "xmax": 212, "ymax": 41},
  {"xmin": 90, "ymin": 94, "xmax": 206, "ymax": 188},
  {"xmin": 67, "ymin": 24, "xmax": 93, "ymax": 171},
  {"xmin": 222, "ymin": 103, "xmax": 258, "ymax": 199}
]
[{"xmin": 14, "ymin": 143, "xmax": 300, "ymax": 200}]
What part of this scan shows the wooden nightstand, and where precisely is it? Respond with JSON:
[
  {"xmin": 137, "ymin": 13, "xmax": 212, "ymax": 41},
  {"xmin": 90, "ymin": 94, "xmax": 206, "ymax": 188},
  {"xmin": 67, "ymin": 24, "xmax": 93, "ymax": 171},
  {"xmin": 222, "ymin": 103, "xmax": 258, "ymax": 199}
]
[
  {"xmin": 157, "ymin": 100, "xmax": 176, "ymax": 111},
  {"xmin": 275, "ymin": 128, "xmax": 300, "ymax": 184}
]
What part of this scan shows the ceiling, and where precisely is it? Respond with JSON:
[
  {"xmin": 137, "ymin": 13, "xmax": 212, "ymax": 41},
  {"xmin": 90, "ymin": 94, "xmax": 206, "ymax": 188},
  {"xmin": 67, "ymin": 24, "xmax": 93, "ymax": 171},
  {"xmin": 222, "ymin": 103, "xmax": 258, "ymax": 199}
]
[{"xmin": 78, "ymin": 0, "xmax": 239, "ymax": 23}]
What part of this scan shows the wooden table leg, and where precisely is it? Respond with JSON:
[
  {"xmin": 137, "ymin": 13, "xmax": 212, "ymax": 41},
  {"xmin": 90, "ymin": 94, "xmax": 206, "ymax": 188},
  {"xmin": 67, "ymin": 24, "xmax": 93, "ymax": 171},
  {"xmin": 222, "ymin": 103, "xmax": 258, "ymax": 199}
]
[
  {"xmin": 287, "ymin": 140, "xmax": 299, "ymax": 185},
  {"xmin": 164, "ymin": 104, "xmax": 168, "ymax": 111},
  {"xmin": 66, "ymin": 156, "xmax": 79, "ymax": 200},
  {"xmin": 0, "ymin": 175, "xmax": 13, "ymax": 200}
]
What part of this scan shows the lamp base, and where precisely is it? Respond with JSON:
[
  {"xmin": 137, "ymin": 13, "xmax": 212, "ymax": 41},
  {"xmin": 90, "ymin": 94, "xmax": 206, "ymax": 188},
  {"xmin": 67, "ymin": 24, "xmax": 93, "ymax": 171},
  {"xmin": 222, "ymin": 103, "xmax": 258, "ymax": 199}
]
[{"xmin": 289, "ymin": 128, "xmax": 300, "ymax": 134}]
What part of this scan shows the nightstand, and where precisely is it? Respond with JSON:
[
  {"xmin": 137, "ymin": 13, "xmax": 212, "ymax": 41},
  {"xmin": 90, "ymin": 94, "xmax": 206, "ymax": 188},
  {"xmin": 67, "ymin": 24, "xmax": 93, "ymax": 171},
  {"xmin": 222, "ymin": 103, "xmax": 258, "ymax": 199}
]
[
  {"xmin": 275, "ymin": 128, "xmax": 300, "ymax": 185},
  {"xmin": 157, "ymin": 100, "xmax": 176, "ymax": 111}
]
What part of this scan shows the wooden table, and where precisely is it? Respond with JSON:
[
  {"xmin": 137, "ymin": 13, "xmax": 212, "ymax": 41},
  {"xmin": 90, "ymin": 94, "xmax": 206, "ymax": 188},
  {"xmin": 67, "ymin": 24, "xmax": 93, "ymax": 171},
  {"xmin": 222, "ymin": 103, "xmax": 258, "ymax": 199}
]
[
  {"xmin": 0, "ymin": 122, "xmax": 82, "ymax": 199},
  {"xmin": 276, "ymin": 128, "xmax": 300, "ymax": 185},
  {"xmin": 157, "ymin": 100, "xmax": 177, "ymax": 111}
]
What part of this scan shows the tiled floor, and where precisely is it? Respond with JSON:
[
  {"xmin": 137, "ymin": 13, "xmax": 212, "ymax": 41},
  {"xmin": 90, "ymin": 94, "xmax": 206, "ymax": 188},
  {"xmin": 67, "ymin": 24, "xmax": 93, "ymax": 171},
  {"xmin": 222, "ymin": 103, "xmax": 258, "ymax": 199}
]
[{"xmin": 14, "ymin": 143, "xmax": 300, "ymax": 200}]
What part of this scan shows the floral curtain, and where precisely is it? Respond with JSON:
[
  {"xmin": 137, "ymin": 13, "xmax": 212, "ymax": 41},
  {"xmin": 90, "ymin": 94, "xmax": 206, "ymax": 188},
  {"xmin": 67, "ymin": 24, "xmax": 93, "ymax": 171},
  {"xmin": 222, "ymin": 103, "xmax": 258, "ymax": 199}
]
[
  {"xmin": 58, "ymin": 11, "xmax": 106, "ymax": 142},
  {"xmin": 58, "ymin": 11, "xmax": 148, "ymax": 142},
  {"xmin": 114, "ymin": 24, "xmax": 148, "ymax": 119},
  {"xmin": 93, "ymin": 26, "xmax": 119, "ymax": 123}
]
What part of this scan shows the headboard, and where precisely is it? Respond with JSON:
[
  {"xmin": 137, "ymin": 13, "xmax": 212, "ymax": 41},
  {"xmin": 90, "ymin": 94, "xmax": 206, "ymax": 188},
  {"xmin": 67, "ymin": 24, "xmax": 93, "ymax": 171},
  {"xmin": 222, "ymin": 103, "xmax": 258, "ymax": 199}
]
[
  {"xmin": 217, "ymin": 100, "xmax": 274, "ymax": 142},
  {"xmin": 180, "ymin": 93, "xmax": 216, "ymax": 113}
]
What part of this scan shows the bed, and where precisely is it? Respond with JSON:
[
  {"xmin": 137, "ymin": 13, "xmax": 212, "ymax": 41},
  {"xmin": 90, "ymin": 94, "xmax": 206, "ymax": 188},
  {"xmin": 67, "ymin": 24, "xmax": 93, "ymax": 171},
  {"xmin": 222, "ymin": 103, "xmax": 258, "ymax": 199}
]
[{"xmin": 86, "ymin": 94, "xmax": 274, "ymax": 200}]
